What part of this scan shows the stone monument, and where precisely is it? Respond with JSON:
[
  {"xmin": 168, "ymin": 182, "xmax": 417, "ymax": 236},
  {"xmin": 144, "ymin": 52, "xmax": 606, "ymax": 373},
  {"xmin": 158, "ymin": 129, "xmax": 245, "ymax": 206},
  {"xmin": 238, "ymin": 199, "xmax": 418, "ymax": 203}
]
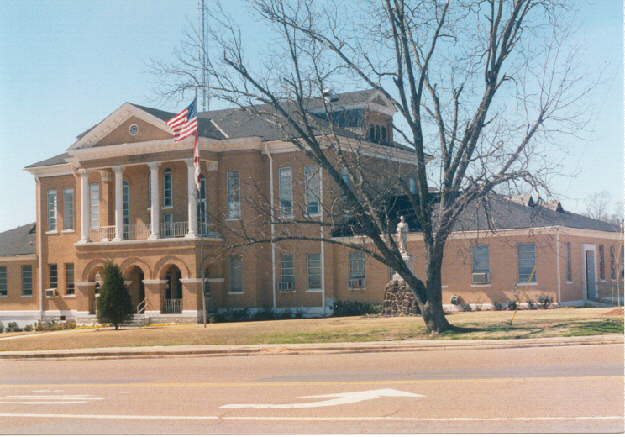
[{"xmin": 392, "ymin": 216, "xmax": 415, "ymax": 280}]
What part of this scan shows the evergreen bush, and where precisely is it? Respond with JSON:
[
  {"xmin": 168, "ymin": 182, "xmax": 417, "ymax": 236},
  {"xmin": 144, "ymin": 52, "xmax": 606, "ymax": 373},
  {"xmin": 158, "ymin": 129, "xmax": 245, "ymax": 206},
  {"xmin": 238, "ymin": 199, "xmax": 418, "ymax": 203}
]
[{"xmin": 97, "ymin": 262, "xmax": 134, "ymax": 329}]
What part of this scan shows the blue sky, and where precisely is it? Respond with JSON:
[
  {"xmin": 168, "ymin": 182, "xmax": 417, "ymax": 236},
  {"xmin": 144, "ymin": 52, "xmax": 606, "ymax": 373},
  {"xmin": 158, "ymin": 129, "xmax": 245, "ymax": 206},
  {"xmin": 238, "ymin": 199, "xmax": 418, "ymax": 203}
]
[{"xmin": 0, "ymin": 0, "xmax": 622, "ymax": 232}]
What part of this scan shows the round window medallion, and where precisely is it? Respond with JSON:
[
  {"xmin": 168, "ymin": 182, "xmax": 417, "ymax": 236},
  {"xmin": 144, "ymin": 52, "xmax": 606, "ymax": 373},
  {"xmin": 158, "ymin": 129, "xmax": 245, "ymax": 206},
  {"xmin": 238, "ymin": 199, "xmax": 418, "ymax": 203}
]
[{"xmin": 129, "ymin": 124, "xmax": 140, "ymax": 136}]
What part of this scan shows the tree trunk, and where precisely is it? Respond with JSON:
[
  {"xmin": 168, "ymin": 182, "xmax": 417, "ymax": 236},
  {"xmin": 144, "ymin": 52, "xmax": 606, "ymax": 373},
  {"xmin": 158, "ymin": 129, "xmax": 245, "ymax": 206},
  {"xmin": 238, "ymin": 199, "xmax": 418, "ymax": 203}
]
[{"xmin": 421, "ymin": 243, "xmax": 452, "ymax": 333}]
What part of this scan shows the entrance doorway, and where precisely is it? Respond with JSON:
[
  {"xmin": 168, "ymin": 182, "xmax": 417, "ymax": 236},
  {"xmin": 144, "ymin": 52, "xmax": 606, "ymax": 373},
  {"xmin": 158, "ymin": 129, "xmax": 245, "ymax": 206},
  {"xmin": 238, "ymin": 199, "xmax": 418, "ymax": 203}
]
[
  {"xmin": 163, "ymin": 265, "xmax": 182, "ymax": 313},
  {"xmin": 127, "ymin": 266, "xmax": 145, "ymax": 312}
]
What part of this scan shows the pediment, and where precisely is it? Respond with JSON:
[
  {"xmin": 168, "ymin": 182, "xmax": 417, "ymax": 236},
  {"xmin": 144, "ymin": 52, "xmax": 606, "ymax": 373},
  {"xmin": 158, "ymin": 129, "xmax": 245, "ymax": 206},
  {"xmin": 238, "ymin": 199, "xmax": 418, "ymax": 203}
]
[
  {"xmin": 70, "ymin": 103, "xmax": 174, "ymax": 150},
  {"xmin": 96, "ymin": 116, "xmax": 172, "ymax": 146},
  {"xmin": 371, "ymin": 95, "xmax": 389, "ymax": 107}
]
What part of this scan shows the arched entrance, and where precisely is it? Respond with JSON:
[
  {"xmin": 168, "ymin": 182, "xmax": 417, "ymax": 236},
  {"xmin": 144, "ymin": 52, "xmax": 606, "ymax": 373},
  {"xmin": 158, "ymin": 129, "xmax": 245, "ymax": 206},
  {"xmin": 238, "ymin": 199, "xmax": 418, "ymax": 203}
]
[
  {"xmin": 163, "ymin": 265, "xmax": 182, "ymax": 313},
  {"xmin": 126, "ymin": 266, "xmax": 145, "ymax": 313}
]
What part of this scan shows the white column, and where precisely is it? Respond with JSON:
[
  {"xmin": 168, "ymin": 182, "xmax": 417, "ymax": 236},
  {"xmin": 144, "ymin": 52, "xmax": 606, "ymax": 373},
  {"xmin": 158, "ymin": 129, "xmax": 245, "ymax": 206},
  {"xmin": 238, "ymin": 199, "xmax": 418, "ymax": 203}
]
[
  {"xmin": 185, "ymin": 159, "xmax": 198, "ymax": 238},
  {"xmin": 79, "ymin": 169, "xmax": 90, "ymax": 243},
  {"xmin": 113, "ymin": 166, "xmax": 124, "ymax": 241},
  {"xmin": 148, "ymin": 162, "xmax": 160, "ymax": 239}
]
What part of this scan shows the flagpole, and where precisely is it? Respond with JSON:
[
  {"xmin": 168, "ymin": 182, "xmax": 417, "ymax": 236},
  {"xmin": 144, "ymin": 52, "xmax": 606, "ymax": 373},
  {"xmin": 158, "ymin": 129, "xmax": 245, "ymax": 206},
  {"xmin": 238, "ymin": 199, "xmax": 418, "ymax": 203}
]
[{"xmin": 195, "ymin": 90, "xmax": 207, "ymax": 328}]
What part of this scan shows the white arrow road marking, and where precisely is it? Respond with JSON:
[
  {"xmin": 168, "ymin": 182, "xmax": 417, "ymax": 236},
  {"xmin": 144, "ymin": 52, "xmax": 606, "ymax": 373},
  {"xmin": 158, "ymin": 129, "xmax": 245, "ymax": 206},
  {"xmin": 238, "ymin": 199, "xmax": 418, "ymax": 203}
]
[{"xmin": 220, "ymin": 388, "xmax": 424, "ymax": 409}]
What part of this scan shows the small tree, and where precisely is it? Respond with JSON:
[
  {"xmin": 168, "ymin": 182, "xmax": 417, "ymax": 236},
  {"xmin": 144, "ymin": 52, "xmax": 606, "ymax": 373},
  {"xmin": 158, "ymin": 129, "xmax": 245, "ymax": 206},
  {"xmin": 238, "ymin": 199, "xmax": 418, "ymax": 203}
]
[{"xmin": 97, "ymin": 262, "xmax": 134, "ymax": 330}]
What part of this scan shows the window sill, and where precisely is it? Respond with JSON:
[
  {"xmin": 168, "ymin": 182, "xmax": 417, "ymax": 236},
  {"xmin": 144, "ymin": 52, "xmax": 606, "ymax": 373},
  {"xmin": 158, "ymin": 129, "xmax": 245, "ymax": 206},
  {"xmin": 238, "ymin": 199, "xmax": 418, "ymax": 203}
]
[
  {"xmin": 64, "ymin": 294, "xmax": 76, "ymax": 298},
  {"xmin": 227, "ymin": 291, "xmax": 244, "ymax": 295},
  {"xmin": 0, "ymin": 295, "xmax": 7, "ymax": 298},
  {"xmin": 565, "ymin": 281, "xmax": 574, "ymax": 284},
  {"xmin": 162, "ymin": 206, "xmax": 173, "ymax": 210},
  {"xmin": 470, "ymin": 283, "xmax": 492, "ymax": 288},
  {"xmin": 516, "ymin": 282, "xmax": 538, "ymax": 286},
  {"xmin": 45, "ymin": 230, "xmax": 58, "ymax": 235},
  {"xmin": 279, "ymin": 289, "xmax": 296, "ymax": 293},
  {"xmin": 348, "ymin": 288, "xmax": 366, "ymax": 291},
  {"xmin": 305, "ymin": 212, "xmax": 321, "ymax": 217},
  {"xmin": 225, "ymin": 218, "xmax": 241, "ymax": 222},
  {"xmin": 279, "ymin": 215, "xmax": 294, "ymax": 220},
  {"xmin": 305, "ymin": 289, "xmax": 323, "ymax": 293},
  {"xmin": 61, "ymin": 229, "xmax": 75, "ymax": 234},
  {"xmin": 20, "ymin": 294, "xmax": 33, "ymax": 298}
]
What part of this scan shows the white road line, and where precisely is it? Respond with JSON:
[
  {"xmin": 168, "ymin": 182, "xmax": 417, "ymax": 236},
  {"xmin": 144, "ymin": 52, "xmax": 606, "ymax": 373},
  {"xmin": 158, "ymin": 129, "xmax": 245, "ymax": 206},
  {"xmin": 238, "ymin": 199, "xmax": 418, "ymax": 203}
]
[
  {"xmin": 6, "ymin": 395, "xmax": 102, "ymax": 400},
  {"xmin": 0, "ymin": 413, "xmax": 620, "ymax": 422},
  {"xmin": 0, "ymin": 401, "xmax": 89, "ymax": 405}
]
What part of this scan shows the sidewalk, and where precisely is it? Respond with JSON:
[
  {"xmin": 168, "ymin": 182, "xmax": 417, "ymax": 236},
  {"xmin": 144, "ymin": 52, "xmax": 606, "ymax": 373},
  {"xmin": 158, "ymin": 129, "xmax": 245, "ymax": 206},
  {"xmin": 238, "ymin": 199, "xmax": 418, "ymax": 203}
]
[{"xmin": 0, "ymin": 334, "xmax": 621, "ymax": 360}]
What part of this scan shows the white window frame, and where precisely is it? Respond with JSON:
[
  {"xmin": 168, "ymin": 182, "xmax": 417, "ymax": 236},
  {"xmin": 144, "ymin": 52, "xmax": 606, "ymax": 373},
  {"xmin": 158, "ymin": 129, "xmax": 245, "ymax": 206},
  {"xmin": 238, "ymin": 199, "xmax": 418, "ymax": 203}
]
[
  {"xmin": 279, "ymin": 253, "xmax": 295, "ymax": 291},
  {"xmin": 307, "ymin": 253, "xmax": 322, "ymax": 290},
  {"xmin": 228, "ymin": 255, "xmax": 243, "ymax": 293},
  {"xmin": 65, "ymin": 263, "xmax": 75, "ymax": 295},
  {"xmin": 89, "ymin": 183, "xmax": 100, "ymax": 229},
  {"xmin": 21, "ymin": 265, "xmax": 32, "ymax": 297},
  {"xmin": 279, "ymin": 167, "xmax": 293, "ymax": 218},
  {"xmin": 227, "ymin": 170, "xmax": 241, "ymax": 220},
  {"xmin": 63, "ymin": 188, "xmax": 75, "ymax": 231},
  {"xmin": 517, "ymin": 243, "xmax": 537, "ymax": 284},
  {"xmin": 47, "ymin": 189, "xmax": 57, "ymax": 232},
  {"xmin": 348, "ymin": 251, "xmax": 366, "ymax": 289},
  {"xmin": 304, "ymin": 166, "xmax": 320, "ymax": 216},
  {"xmin": 163, "ymin": 168, "xmax": 173, "ymax": 209}
]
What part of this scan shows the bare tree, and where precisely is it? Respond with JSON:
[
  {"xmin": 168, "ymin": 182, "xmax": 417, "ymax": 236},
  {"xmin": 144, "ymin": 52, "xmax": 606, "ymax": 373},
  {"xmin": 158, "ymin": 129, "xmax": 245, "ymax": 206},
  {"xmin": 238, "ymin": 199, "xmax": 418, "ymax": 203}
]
[
  {"xmin": 584, "ymin": 191, "xmax": 623, "ymax": 227},
  {"xmin": 151, "ymin": 0, "xmax": 590, "ymax": 333}
]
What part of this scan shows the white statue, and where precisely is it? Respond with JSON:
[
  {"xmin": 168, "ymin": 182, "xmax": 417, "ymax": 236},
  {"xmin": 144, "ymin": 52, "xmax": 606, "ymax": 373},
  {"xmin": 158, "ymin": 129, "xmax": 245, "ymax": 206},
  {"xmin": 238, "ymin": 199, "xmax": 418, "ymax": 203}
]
[{"xmin": 396, "ymin": 215, "xmax": 409, "ymax": 255}]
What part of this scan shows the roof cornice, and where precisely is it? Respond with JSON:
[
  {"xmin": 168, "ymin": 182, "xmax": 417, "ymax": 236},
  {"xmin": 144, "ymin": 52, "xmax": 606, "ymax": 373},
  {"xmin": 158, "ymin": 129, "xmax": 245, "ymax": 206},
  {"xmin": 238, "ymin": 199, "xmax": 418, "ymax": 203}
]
[{"xmin": 70, "ymin": 103, "xmax": 174, "ymax": 150}]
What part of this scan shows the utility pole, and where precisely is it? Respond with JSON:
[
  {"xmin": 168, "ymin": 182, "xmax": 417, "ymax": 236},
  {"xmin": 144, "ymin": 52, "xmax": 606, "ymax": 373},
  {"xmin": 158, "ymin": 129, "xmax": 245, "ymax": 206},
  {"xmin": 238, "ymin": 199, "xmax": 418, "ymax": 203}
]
[{"xmin": 198, "ymin": 0, "xmax": 209, "ymax": 112}]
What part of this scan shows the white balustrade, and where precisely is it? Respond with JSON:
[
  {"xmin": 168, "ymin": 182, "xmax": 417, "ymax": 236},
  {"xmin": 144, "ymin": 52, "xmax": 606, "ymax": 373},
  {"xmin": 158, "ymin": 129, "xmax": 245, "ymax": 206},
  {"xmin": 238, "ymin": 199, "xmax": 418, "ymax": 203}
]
[
  {"xmin": 89, "ymin": 226, "xmax": 116, "ymax": 242},
  {"xmin": 160, "ymin": 221, "xmax": 189, "ymax": 239}
]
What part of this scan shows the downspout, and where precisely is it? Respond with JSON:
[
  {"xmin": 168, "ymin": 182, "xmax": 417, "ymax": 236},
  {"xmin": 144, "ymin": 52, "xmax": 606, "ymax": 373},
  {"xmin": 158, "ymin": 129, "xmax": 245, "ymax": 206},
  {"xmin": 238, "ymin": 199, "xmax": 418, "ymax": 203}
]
[
  {"xmin": 320, "ymin": 168, "xmax": 325, "ymax": 315},
  {"xmin": 556, "ymin": 226, "xmax": 561, "ymax": 304},
  {"xmin": 35, "ymin": 176, "xmax": 44, "ymax": 321},
  {"xmin": 265, "ymin": 144, "xmax": 277, "ymax": 309}
]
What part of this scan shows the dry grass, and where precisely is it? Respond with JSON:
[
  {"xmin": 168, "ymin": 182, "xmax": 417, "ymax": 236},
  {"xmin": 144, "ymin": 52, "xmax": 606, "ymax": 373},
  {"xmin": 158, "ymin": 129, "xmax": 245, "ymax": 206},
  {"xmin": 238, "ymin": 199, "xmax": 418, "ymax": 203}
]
[{"xmin": 0, "ymin": 307, "xmax": 621, "ymax": 351}]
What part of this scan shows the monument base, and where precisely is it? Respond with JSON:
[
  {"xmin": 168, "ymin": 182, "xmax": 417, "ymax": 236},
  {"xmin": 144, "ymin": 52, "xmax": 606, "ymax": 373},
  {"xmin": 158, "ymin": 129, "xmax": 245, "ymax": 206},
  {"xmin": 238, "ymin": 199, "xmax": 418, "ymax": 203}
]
[{"xmin": 392, "ymin": 253, "xmax": 416, "ymax": 282}]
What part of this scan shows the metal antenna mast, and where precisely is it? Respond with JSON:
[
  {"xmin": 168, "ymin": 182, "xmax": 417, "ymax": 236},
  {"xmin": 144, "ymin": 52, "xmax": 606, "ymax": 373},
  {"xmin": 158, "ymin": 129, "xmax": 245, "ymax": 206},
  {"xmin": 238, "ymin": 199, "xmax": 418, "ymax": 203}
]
[{"xmin": 198, "ymin": 0, "xmax": 209, "ymax": 112}]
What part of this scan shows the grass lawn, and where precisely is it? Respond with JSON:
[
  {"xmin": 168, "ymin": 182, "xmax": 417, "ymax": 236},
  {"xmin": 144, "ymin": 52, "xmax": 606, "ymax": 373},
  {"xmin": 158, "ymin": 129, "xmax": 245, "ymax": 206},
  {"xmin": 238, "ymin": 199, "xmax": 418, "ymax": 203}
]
[{"xmin": 0, "ymin": 307, "xmax": 622, "ymax": 352}]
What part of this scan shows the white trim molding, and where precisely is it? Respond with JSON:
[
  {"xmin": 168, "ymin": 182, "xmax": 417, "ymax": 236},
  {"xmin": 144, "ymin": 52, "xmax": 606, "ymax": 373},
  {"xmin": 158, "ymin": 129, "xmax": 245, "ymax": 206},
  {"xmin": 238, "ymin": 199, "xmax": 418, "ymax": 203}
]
[
  {"xmin": 75, "ymin": 282, "xmax": 97, "ymax": 287},
  {"xmin": 142, "ymin": 279, "xmax": 168, "ymax": 285},
  {"xmin": 0, "ymin": 254, "xmax": 37, "ymax": 262}
]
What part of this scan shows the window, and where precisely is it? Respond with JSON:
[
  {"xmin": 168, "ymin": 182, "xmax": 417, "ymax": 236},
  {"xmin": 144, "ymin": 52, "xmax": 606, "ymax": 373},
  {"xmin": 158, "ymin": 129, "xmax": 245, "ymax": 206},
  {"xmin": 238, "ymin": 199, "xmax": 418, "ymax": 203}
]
[
  {"xmin": 340, "ymin": 168, "xmax": 352, "ymax": 215},
  {"xmin": 279, "ymin": 254, "xmax": 295, "ymax": 291},
  {"xmin": 409, "ymin": 177, "xmax": 417, "ymax": 194},
  {"xmin": 123, "ymin": 181, "xmax": 130, "ymax": 239},
  {"xmin": 599, "ymin": 245, "xmax": 606, "ymax": 280},
  {"xmin": 0, "ymin": 266, "xmax": 7, "ymax": 296},
  {"xmin": 49, "ymin": 264, "xmax": 58, "ymax": 289},
  {"xmin": 472, "ymin": 245, "xmax": 490, "ymax": 283},
  {"xmin": 565, "ymin": 242, "xmax": 572, "ymax": 282},
  {"xmin": 89, "ymin": 183, "xmax": 100, "ymax": 229},
  {"xmin": 47, "ymin": 190, "xmax": 57, "ymax": 231},
  {"xmin": 228, "ymin": 255, "xmax": 243, "ymax": 292},
  {"xmin": 348, "ymin": 251, "xmax": 366, "ymax": 289},
  {"xmin": 22, "ymin": 266, "xmax": 32, "ymax": 296},
  {"xmin": 307, "ymin": 253, "xmax": 322, "ymax": 290},
  {"xmin": 279, "ymin": 167, "xmax": 293, "ymax": 217},
  {"xmin": 304, "ymin": 166, "xmax": 320, "ymax": 215},
  {"xmin": 197, "ymin": 175, "xmax": 208, "ymax": 234},
  {"xmin": 162, "ymin": 213, "xmax": 173, "ymax": 238},
  {"xmin": 65, "ymin": 263, "xmax": 75, "ymax": 295},
  {"xmin": 517, "ymin": 243, "xmax": 537, "ymax": 283},
  {"xmin": 63, "ymin": 188, "xmax": 75, "ymax": 230},
  {"xmin": 163, "ymin": 168, "xmax": 173, "ymax": 208},
  {"xmin": 368, "ymin": 124, "xmax": 388, "ymax": 144},
  {"xmin": 227, "ymin": 170, "xmax": 240, "ymax": 219},
  {"xmin": 610, "ymin": 246, "xmax": 617, "ymax": 280}
]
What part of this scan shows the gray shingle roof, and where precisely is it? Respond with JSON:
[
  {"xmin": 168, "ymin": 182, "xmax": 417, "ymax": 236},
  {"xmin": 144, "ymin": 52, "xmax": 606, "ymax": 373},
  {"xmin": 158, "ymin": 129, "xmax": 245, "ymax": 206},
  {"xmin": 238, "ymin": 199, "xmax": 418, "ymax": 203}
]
[
  {"xmin": 452, "ymin": 194, "xmax": 621, "ymax": 233},
  {"xmin": 0, "ymin": 223, "xmax": 36, "ymax": 257},
  {"xmin": 24, "ymin": 153, "xmax": 70, "ymax": 168}
]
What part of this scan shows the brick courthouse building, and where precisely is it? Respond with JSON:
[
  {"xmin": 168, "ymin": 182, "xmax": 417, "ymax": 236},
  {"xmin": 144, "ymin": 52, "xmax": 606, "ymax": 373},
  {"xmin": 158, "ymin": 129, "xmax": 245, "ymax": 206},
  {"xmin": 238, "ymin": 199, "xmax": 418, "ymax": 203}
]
[{"xmin": 0, "ymin": 90, "xmax": 622, "ymax": 326}]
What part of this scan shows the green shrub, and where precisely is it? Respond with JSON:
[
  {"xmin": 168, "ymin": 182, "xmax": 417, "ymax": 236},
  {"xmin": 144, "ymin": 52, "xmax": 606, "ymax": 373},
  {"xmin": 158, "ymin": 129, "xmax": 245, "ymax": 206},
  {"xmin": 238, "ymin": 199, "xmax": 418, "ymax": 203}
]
[
  {"xmin": 507, "ymin": 300, "xmax": 518, "ymax": 310},
  {"xmin": 97, "ymin": 262, "xmax": 134, "ymax": 330},
  {"xmin": 537, "ymin": 294, "xmax": 553, "ymax": 309},
  {"xmin": 6, "ymin": 322, "xmax": 21, "ymax": 332},
  {"xmin": 253, "ymin": 310, "xmax": 276, "ymax": 321},
  {"xmin": 23, "ymin": 324, "xmax": 33, "ymax": 332},
  {"xmin": 0, "ymin": 321, "xmax": 4, "ymax": 333},
  {"xmin": 333, "ymin": 300, "xmax": 382, "ymax": 317}
]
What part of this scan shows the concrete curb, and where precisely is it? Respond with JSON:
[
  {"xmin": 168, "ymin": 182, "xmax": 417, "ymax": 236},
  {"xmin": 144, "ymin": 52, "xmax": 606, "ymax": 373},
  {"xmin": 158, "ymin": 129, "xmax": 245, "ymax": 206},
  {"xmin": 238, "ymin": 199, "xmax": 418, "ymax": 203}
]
[{"xmin": 0, "ymin": 334, "xmax": 622, "ymax": 360}]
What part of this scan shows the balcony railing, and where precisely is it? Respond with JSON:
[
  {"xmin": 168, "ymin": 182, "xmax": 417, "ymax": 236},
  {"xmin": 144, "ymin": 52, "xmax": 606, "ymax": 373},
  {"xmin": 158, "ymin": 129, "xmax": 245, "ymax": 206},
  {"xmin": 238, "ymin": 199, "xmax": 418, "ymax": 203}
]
[
  {"xmin": 89, "ymin": 226, "xmax": 115, "ymax": 242},
  {"xmin": 163, "ymin": 298, "xmax": 182, "ymax": 314},
  {"xmin": 161, "ymin": 221, "xmax": 188, "ymax": 238},
  {"xmin": 87, "ymin": 222, "xmax": 221, "ymax": 242}
]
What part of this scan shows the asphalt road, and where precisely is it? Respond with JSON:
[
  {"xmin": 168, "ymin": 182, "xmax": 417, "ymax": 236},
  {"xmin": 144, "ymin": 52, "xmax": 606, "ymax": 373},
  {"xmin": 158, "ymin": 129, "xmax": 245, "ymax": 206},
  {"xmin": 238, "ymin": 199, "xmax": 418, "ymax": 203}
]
[{"xmin": 0, "ymin": 343, "xmax": 622, "ymax": 434}]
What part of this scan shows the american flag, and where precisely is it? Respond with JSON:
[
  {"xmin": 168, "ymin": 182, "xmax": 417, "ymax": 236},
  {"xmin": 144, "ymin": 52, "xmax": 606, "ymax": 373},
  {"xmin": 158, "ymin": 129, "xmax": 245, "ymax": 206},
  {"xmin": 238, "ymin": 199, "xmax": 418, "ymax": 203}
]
[
  {"xmin": 167, "ymin": 98, "xmax": 198, "ymax": 142},
  {"xmin": 167, "ymin": 98, "xmax": 201, "ymax": 192}
]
